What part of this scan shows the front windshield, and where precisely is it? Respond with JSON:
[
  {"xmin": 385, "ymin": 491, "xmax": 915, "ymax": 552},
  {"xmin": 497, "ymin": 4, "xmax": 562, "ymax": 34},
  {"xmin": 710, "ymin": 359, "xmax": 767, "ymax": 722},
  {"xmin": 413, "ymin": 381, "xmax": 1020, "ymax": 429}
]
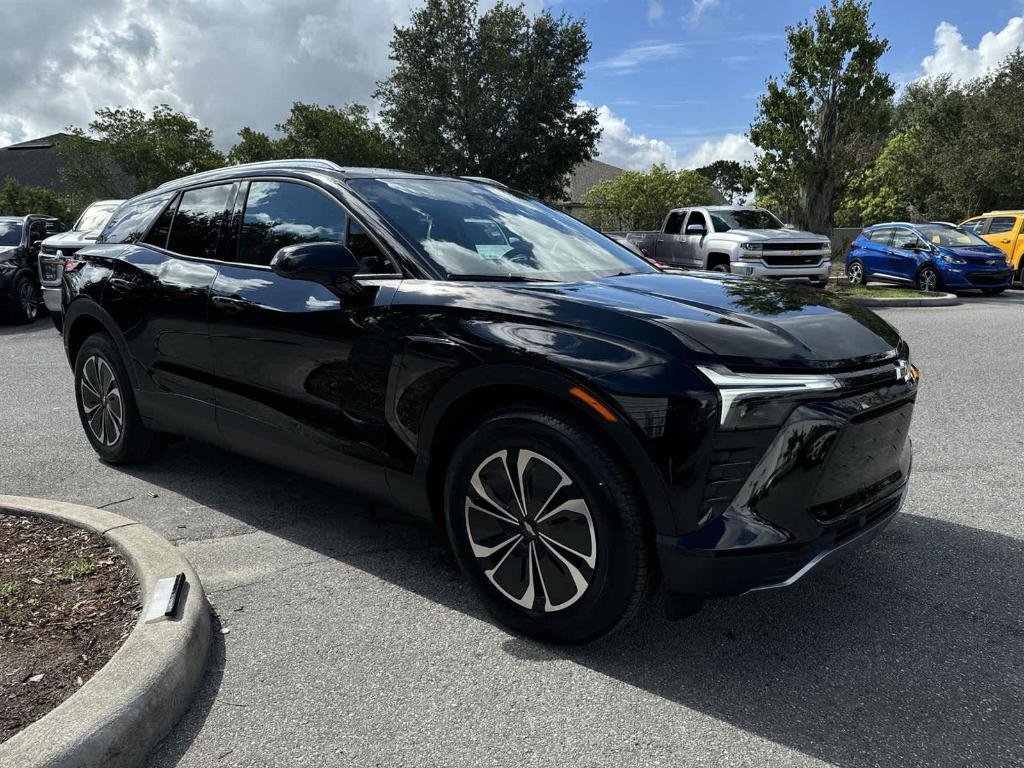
[
  {"xmin": 74, "ymin": 202, "xmax": 120, "ymax": 233},
  {"xmin": 710, "ymin": 208, "xmax": 785, "ymax": 232},
  {"xmin": 0, "ymin": 220, "xmax": 23, "ymax": 247},
  {"xmin": 349, "ymin": 177, "xmax": 655, "ymax": 281},
  {"xmin": 916, "ymin": 223, "xmax": 990, "ymax": 248}
]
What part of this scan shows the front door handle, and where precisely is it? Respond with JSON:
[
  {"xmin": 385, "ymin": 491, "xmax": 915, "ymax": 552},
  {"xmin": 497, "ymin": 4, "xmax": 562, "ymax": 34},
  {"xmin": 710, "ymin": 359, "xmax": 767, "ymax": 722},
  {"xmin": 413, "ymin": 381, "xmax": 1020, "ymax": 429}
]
[
  {"xmin": 1001, "ymin": 239, "xmax": 1011, "ymax": 244},
  {"xmin": 211, "ymin": 294, "xmax": 252, "ymax": 312}
]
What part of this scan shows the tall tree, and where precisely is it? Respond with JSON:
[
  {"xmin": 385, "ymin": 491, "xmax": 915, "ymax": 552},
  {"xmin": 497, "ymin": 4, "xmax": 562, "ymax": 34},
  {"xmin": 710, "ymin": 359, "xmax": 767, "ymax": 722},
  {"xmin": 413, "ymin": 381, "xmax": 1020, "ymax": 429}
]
[
  {"xmin": 583, "ymin": 165, "xmax": 717, "ymax": 231},
  {"xmin": 61, "ymin": 105, "xmax": 224, "ymax": 205},
  {"xmin": 0, "ymin": 180, "xmax": 73, "ymax": 224},
  {"xmin": 229, "ymin": 103, "xmax": 405, "ymax": 168},
  {"xmin": 749, "ymin": 0, "xmax": 893, "ymax": 232},
  {"xmin": 375, "ymin": 0, "xmax": 600, "ymax": 200},
  {"xmin": 694, "ymin": 160, "xmax": 756, "ymax": 204}
]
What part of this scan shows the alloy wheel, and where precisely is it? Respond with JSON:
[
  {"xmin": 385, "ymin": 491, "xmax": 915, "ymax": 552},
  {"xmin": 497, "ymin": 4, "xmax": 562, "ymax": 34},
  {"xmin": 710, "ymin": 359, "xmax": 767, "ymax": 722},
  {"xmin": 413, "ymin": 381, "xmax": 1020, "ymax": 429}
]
[
  {"xmin": 464, "ymin": 448, "xmax": 596, "ymax": 613},
  {"xmin": 848, "ymin": 263, "xmax": 863, "ymax": 284},
  {"xmin": 80, "ymin": 355, "xmax": 124, "ymax": 447},
  {"xmin": 919, "ymin": 268, "xmax": 938, "ymax": 292},
  {"xmin": 19, "ymin": 280, "xmax": 38, "ymax": 320}
]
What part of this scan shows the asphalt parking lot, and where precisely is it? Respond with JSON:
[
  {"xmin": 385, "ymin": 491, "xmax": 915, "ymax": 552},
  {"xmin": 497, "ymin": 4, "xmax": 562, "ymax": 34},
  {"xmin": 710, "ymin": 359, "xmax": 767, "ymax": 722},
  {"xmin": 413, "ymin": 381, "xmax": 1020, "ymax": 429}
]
[{"xmin": 2, "ymin": 292, "xmax": 1022, "ymax": 768}]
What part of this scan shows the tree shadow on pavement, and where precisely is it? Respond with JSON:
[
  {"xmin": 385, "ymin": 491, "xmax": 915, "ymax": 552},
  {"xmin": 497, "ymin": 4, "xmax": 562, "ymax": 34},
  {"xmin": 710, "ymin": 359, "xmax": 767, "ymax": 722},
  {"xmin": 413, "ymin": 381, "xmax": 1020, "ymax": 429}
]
[{"xmin": 128, "ymin": 440, "xmax": 1022, "ymax": 768}]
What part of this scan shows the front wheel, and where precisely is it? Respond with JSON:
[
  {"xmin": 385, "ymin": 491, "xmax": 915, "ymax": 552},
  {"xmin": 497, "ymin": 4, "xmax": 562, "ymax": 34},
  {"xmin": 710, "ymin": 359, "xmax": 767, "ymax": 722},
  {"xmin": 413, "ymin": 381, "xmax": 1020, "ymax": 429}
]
[
  {"xmin": 7, "ymin": 274, "xmax": 41, "ymax": 324},
  {"xmin": 445, "ymin": 409, "xmax": 653, "ymax": 644},
  {"xmin": 917, "ymin": 265, "xmax": 940, "ymax": 293},
  {"xmin": 74, "ymin": 333, "xmax": 161, "ymax": 464}
]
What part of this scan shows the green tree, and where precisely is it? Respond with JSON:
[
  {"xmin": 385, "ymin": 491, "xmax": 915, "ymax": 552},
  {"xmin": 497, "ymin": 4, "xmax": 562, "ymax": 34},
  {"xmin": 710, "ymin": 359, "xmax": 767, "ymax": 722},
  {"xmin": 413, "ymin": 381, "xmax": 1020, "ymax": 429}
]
[
  {"xmin": 0, "ymin": 180, "xmax": 73, "ymax": 224},
  {"xmin": 229, "ymin": 103, "xmax": 405, "ymax": 168},
  {"xmin": 694, "ymin": 160, "xmax": 755, "ymax": 204},
  {"xmin": 583, "ymin": 165, "xmax": 717, "ymax": 231},
  {"xmin": 376, "ymin": 0, "xmax": 600, "ymax": 199},
  {"xmin": 836, "ymin": 128, "xmax": 924, "ymax": 226},
  {"xmin": 749, "ymin": 0, "xmax": 893, "ymax": 233},
  {"xmin": 60, "ymin": 105, "xmax": 224, "ymax": 206}
]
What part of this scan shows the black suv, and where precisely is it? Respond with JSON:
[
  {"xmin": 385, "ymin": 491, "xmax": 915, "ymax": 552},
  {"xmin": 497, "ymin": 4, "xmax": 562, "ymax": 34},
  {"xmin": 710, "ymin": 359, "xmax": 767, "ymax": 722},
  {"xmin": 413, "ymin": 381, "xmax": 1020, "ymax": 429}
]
[
  {"xmin": 61, "ymin": 161, "xmax": 917, "ymax": 643},
  {"xmin": 0, "ymin": 214, "xmax": 64, "ymax": 323}
]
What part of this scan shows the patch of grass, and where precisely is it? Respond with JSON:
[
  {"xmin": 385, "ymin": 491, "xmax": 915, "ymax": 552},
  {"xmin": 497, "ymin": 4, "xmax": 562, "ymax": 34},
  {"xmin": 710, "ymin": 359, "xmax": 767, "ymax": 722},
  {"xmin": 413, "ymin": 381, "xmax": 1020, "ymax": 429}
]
[
  {"xmin": 56, "ymin": 558, "xmax": 98, "ymax": 584},
  {"xmin": 0, "ymin": 579, "xmax": 20, "ymax": 598},
  {"xmin": 831, "ymin": 284, "xmax": 925, "ymax": 299}
]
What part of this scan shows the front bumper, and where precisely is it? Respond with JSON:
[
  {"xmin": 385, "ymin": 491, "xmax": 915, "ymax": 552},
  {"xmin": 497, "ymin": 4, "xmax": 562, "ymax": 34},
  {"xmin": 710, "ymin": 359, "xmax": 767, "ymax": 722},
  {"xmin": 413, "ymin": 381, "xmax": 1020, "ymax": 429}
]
[
  {"xmin": 41, "ymin": 285, "xmax": 62, "ymax": 314},
  {"xmin": 940, "ymin": 264, "xmax": 1013, "ymax": 289},
  {"xmin": 732, "ymin": 256, "xmax": 831, "ymax": 282},
  {"xmin": 657, "ymin": 372, "xmax": 915, "ymax": 598}
]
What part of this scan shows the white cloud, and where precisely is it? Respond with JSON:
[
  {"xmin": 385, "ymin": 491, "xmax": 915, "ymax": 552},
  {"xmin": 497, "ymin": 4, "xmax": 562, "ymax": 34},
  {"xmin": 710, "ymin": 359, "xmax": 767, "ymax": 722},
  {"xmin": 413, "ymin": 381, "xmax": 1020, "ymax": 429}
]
[
  {"xmin": 688, "ymin": 0, "xmax": 721, "ymax": 28},
  {"xmin": 588, "ymin": 104, "xmax": 682, "ymax": 170},
  {"xmin": 921, "ymin": 17, "xmax": 1024, "ymax": 80},
  {"xmin": 591, "ymin": 41, "xmax": 688, "ymax": 73},
  {"xmin": 680, "ymin": 133, "xmax": 756, "ymax": 168},
  {"xmin": 0, "ymin": 0, "xmax": 556, "ymax": 149},
  {"xmin": 647, "ymin": 0, "xmax": 664, "ymax": 25}
]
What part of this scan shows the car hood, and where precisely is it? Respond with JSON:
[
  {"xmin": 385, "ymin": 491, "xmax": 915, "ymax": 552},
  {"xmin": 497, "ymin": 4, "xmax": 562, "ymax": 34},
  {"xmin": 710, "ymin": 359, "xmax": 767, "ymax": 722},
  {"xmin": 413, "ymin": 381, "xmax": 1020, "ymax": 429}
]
[
  {"xmin": 42, "ymin": 230, "xmax": 100, "ymax": 249},
  {"xmin": 714, "ymin": 228, "xmax": 829, "ymax": 243},
  {"xmin": 942, "ymin": 244, "xmax": 1008, "ymax": 263},
  {"xmin": 419, "ymin": 272, "xmax": 901, "ymax": 372}
]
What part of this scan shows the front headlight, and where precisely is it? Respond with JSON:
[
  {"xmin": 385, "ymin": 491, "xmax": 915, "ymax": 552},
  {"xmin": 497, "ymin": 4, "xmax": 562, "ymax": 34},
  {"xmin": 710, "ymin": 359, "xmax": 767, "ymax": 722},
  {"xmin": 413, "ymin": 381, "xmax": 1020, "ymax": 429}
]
[
  {"xmin": 696, "ymin": 364, "xmax": 840, "ymax": 429},
  {"xmin": 938, "ymin": 252, "xmax": 966, "ymax": 265},
  {"xmin": 741, "ymin": 242, "xmax": 762, "ymax": 252}
]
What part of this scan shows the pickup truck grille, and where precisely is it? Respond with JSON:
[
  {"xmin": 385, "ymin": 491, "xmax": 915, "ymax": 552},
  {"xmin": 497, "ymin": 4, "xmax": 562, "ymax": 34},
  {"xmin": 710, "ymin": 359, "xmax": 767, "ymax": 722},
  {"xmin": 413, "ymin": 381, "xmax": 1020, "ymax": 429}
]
[
  {"xmin": 761, "ymin": 254, "xmax": 827, "ymax": 266},
  {"xmin": 761, "ymin": 242, "xmax": 826, "ymax": 252}
]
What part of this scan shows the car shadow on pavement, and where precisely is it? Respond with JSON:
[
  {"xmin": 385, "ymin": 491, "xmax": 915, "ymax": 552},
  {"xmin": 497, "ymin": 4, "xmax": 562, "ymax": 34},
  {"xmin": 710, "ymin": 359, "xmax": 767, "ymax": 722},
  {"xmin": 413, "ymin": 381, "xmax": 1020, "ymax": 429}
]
[
  {"xmin": 0, "ymin": 320, "xmax": 54, "ymax": 337},
  {"xmin": 128, "ymin": 440, "xmax": 1022, "ymax": 768}
]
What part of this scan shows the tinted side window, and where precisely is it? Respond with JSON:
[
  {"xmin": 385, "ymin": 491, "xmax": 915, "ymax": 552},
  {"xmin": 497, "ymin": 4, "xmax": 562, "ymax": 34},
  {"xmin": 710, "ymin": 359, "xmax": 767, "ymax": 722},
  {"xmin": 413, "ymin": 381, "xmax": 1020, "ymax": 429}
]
[
  {"xmin": 143, "ymin": 195, "xmax": 179, "ymax": 250},
  {"xmin": 98, "ymin": 193, "xmax": 174, "ymax": 244},
  {"xmin": 686, "ymin": 210, "xmax": 709, "ymax": 232},
  {"xmin": 238, "ymin": 181, "xmax": 346, "ymax": 266},
  {"xmin": 988, "ymin": 216, "xmax": 1017, "ymax": 235},
  {"xmin": 348, "ymin": 219, "xmax": 397, "ymax": 274},
  {"xmin": 167, "ymin": 185, "xmax": 233, "ymax": 259},
  {"xmin": 867, "ymin": 227, "xmax": 893, "ymax": 245},
  {"xmin": 663, "ymin": 211, "xmax": 686, "ymax": 235}
]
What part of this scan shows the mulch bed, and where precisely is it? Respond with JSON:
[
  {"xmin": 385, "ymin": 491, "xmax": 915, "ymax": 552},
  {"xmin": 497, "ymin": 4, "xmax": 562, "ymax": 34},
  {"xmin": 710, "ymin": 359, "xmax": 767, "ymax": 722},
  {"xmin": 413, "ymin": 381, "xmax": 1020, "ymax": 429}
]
[{"xmin": 0, "ymin": 513, "xmax": 139, "ymax": 743}]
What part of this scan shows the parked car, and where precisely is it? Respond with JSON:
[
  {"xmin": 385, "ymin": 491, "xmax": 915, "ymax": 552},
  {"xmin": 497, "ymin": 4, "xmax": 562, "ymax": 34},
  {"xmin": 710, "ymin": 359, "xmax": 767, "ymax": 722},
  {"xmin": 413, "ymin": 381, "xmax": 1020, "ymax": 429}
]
[
  {"xmin": 61, "ymin": 160, "xmax": 917, "ymax": 643},
  {"xmin": 629, "ymin": 206, "xmax": 833, "ymax": 284},
  {"xmin": 38, "ymin": 199, "xmax": 124, "ymax": 331},
  {"xmin": 0, "ymin": 214, "xmax": 64, "ymax": 323},
  {"xmin": 847, "ymin": 222, "xmax": 1013, "ymax": 294},
  {"xmin": 959, "ymin": 211, "xmax": 1024, "ymax": 286}
]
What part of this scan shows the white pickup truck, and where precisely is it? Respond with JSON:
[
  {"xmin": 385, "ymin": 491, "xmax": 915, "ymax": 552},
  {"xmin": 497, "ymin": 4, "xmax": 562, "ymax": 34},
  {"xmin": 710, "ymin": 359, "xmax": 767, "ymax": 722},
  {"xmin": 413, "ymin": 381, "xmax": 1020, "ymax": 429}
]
[{"xmin": 630, "ymin": 206, "xmax": 833, "ymax": 284}]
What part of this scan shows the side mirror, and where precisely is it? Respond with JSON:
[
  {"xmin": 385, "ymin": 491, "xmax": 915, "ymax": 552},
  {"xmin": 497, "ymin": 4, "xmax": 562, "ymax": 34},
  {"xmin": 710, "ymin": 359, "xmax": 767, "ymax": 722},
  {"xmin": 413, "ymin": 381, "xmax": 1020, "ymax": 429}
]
[
  {"xmin": 783, "ymin": 223, "xmax": 796, "ymax": 230},
  {"xmin": 31, "ymin": 239, "xmax": 43, "ymax": 251},
  {"xmin": 685, "ymin": 224, "xmax": 706, "ymax": 235},
  {"xmin": 270, "ymin": 241, "xmax": 359, "ymax": 285}
]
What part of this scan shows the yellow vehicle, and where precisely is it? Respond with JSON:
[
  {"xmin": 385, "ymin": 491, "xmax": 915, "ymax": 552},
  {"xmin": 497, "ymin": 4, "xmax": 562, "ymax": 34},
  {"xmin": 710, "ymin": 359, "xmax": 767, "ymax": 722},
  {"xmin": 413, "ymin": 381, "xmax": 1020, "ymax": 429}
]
[{"xmin": 959, "ymin": 212, "xmax": 1023, "ymax": 284}]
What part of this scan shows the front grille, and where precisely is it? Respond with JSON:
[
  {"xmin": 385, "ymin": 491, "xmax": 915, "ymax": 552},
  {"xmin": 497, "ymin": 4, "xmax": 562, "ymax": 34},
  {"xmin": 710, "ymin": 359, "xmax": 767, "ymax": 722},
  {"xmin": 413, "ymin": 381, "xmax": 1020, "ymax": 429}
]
[
  {"xmin": 761, "ymin": 242, "xmax": 827, "ymax": 252},
  {"xmin": 762, "ymin": 254, "xmax": 827, "ymax": 266},
  {"xmin": 966, "ymin": 270, "xmax": 1012, "ymax": 285}
]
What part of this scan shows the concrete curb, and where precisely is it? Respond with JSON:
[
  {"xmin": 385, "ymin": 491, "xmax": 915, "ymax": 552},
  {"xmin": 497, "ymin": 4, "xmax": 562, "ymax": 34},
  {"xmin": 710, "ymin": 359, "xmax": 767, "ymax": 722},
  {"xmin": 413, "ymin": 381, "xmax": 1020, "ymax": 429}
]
[
  {"xmin": 846, "ymin": 292, "xmax": 960, "ymax": 307},
  {"xmin": 0, "ymin": 496, "xmax": 211, "ymax": 768}
]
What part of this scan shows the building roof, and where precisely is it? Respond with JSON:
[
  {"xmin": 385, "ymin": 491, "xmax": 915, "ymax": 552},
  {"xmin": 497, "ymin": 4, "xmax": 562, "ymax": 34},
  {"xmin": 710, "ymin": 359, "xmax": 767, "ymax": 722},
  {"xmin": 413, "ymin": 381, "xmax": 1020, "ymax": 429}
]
[
  {"xmin": 562, "ymin": 158, "xmax": 625, "ymax": 204},
  {"xmin": 0, "ymin": 133, "xmax": 76, "ymax": 192}
]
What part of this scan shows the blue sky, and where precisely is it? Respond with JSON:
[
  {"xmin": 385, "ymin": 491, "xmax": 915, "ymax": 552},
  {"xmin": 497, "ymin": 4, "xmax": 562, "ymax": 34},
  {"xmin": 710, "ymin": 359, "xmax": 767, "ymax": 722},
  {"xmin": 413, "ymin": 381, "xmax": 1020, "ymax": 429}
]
[
  {"xmin": 562, "ymin": 0, "xmax": 1024, "ymax": 169},
  {"xmin": 4, "ymin": 0, "xmax": 1024, "ymax": 171}
]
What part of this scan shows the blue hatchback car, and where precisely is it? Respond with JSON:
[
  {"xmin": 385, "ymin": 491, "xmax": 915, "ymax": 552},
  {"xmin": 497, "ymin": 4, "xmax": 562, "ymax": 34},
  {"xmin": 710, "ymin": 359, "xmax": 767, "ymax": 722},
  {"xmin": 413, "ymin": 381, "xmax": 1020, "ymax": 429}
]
[{"xmin": 847, "ymin": 222, "xmax": 1013, "ymax": 293}]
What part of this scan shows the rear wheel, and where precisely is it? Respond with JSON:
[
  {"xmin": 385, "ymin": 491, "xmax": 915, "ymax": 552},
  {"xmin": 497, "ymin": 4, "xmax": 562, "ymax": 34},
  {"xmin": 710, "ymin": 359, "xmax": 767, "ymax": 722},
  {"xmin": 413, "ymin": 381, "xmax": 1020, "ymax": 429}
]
[
  {"xmin": 847, "ymin": 260, "xmax": 866, "ymax": 285},
  {"xmin": 916, "ymin": 265, "xmax": 940, "ymax": 293},
  {"xmin": 8, "ymin": 274, "xmax": 40, "ymax": 324},
  {"xmin": 74, "ymin": 333, "xmax": 161, "ymax": 464},
  {"xmin": 445, "ymin": 408, "xmax": 653, "ymax": 644}
]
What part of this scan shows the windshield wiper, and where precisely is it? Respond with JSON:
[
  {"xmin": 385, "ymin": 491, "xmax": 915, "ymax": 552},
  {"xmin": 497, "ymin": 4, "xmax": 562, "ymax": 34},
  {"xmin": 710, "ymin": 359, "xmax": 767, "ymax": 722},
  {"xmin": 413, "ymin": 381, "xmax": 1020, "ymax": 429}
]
[{"xmin": 445, "ymin": 272, "xmax": 555, "ymax": 282}]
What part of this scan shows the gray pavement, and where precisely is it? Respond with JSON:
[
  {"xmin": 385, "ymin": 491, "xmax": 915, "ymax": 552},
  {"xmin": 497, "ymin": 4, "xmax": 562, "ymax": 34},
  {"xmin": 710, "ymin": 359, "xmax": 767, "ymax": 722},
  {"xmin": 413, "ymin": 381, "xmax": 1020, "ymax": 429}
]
[{"xmin": 1, "ymin": 292, "xmax": 1022, "ymax": 768}]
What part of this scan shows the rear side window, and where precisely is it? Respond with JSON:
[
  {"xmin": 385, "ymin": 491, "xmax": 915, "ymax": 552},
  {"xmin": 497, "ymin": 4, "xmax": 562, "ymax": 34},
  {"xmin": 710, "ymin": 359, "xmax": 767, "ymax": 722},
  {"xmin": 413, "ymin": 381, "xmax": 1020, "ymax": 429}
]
[
  {"xmin": 166, "ymin": 184, "xmax": 233, "ymax": 260},
  {"xmin": 98, "ymin": 193, "xmax": 173, "ymax": 244},
  {"xmin": 867, "ymin": 227, "xmax": 894, "ymax": 245},
  {"xmin": 960, "ymin": 218, "xmax": 985, "ymax": 235},
  {"xmin": 663, "ymin": 211, "xmax": 686, "ymax": 235},
  {"xmin": 238, "ymin": 181, "xmax": 346, "ymax": 266},
  {"xmin": 987, "ymin": 216, "xmax": 1017, "ymax": 235}
]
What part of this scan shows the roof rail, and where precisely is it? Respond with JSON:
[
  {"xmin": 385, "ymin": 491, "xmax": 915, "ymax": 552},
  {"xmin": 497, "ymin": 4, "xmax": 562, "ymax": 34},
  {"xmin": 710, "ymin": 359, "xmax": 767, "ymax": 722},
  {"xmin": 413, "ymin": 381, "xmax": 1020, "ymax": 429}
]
[
  {"xmin": 460, "ymin": 175, "xmax": 509, "ymax": 189},
  {"xmin": 157, "ymin": 158, "xmax": 344, "ymax": 189}
]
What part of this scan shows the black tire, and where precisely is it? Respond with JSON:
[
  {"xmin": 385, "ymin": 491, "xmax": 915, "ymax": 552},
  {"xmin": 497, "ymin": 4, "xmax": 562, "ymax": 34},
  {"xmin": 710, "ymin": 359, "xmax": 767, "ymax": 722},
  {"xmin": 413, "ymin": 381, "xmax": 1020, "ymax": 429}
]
[
  {"xmin": 916, "ymin": 265, "xmax": 940, "ymax": 293},
  {"xmin": 7, "ymin": 273, "xmax": 41, "ymax": 324},
  {"xmin": 74, "ymin": 333, "xmax": 160, "ymax": 464},
  {"xmin": 847, "ymin": 259, "xmax": 866, "ymax": 285},
  {"xmin": 445, "ymin": 408, "xmax": 653, "ymax": 644},
  {"xmin": 710, "ymin": 260, "xmax": 730, "ymax": 273},
  {"xmin": 51, "ymin": 313, "xmax": 63, "ymax": 333},
  {"xmin": 981, "ymin": 287, "xmax": 1005, "ymax": 295}
]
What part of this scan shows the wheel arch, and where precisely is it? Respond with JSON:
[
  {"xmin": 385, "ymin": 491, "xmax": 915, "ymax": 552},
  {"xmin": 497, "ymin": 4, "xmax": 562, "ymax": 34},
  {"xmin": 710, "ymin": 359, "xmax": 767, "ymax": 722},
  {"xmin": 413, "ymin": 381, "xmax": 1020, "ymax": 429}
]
[
  {"xmin": 706, "ymin": 251, "xmax": 731, "ymax": 269},
  {"xmin": 62, "ymin": 299, "xmax": 137, "ymax": 388}
]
